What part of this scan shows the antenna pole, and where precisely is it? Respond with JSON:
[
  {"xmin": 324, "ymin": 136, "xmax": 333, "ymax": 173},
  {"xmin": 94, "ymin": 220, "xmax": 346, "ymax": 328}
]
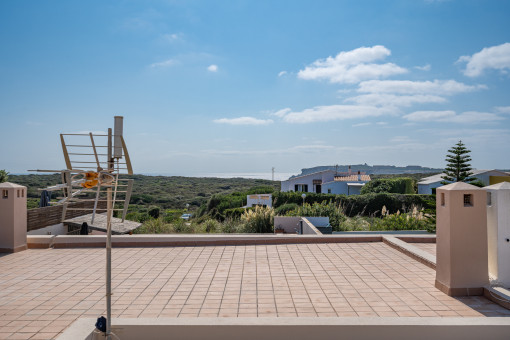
[{"xmin": 105, "ymin": 128, "xmax": 113, "ymax": 340}]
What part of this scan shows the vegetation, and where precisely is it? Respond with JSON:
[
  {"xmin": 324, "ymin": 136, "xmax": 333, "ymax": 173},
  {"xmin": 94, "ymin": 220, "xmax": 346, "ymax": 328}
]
[
  {"xmin": 441, "ymin": 140, "xmax": 475, "ymax": 184},
  {"xmin": 287, "ymin": 202, "xmax": 346, "ymax": 231},
  {"xmin": 241, "ymin": 206, "xmax": 274, "ymax": 233},
  {"xmin": 271, "ymin": 191, "xmax": 435, "ymax": 217},
  {"xmin": 10, "ymin": 172, "xmax": 437, "ymax": 234},
  {"xmin": 360, "ymin": 177, "xmax": 415, "ymax": 194},
  {"xmin": 0, "ymin": 170, "xmax": 8, "ymax": 183},
  {"xmin": 9, "ymin": 174, "xmax": 279, "ymax": 211}
]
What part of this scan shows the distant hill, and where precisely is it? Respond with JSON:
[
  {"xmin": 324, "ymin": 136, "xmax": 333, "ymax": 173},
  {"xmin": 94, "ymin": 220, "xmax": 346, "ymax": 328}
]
[{"xmin": 292, "ymin": 164, "xmax": 443, "ymax": 177}]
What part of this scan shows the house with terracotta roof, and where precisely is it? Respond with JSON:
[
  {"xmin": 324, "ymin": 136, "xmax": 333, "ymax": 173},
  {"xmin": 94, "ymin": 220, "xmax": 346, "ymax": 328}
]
[
  {"xmin": 322, "ymin": 172, "xmax": 371, "ymax": 195},
  {"xmin": 280, "ymin": 169, "xmax": 371, "ymax": 195}
]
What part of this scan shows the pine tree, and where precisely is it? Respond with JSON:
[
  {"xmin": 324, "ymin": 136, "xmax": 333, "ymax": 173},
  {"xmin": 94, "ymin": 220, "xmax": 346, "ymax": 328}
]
[
  {"xmin": 0, "ymin": 170, "xmax": 8, "ymax": 183},
  {"xmin": 441, "ymin": 140, "xmax": 475, "ymax": 184}
]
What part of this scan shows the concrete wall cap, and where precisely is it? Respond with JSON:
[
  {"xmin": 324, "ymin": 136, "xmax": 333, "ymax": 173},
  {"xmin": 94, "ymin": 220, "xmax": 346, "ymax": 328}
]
[
  {"xmin": 437, "ymin": 182, "xmax": 483, "ymax": 191},
  {"xmin": 485, "ymin": 181, "xmax": 510, "ymax": 190},
  {"xmin": 0, "ymin": 182, "xmax": 26, "ymax": 188}
]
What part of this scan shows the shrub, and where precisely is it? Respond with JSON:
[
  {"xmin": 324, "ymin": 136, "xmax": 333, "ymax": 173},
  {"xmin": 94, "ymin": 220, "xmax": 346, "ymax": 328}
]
[
  {"xmin": 361, "ymin": 178, "xmax": 415, "ymax": 194},
  {"xmin": 224, "ymin": 207, "xmax": 251, "ymax": 219},
  {"xmin": 220, "ymin": 219, "xmax": 245, "ymax": 233},
  {"xmin": 273, "ymin": 191, "xmax": 435, "ymax": 218},
  {"xmin": 241, "ymin": 206, "xmax": 274, "ymax": 233},
  {"xmin": 274, "ymin": 203, "xmax": 300, "ymax": 216},
  {"xmin": 148, "ymin": 206, "xmax": 161, "ymax": 219},
  {"xmin": 134, "ymin": 218, "xmax": 172, "ymax": 233},
  {"xmin": 288, "ymin": 201, "xmax": 346, "ymax": 232},
  {"xmin": 203, "ymin": 219, "xmax": 219, "ymax": 233}
]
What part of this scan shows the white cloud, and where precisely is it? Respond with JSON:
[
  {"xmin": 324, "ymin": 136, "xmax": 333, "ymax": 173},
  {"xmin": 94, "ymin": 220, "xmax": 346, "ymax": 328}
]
[
  {"xmin": 390, "ymin": 136, "xmax": 413, "ymax": 143},
  {"xmin": 415, "ymin": 64, "xmax": 431, "ymax": 71},
  {"xmin": 458, "ymin": 42, "xmax": 510, "ymax": 77},
  {"xmin": 161, "ymin": 33, "xmax": 183, "ymax": 42},
  {"xmin": 150, "ymin": 59, "xmax": 177, "ymax": 68},
  {"xmin": 346, "ymin": 93, "xmax": 446, "ymax": 107},
  {"xmin": 357, "ymin": 79, "xmax": 486, "ymax": 95},
  {"xmin": 403, "ymin": 110, "xmax": 504, "ymax": 123},
  {"xmin": 278, "ymin": 71, "xmax": 287, "ymax": 77},
  {"xmin": 207, "ymin": 64, "xmax": 218, "ymax": 72},
  {"xmin": 213, "ymin": 117, "xmax": 273, "ymax": 125},
  {"xmin": 495, "ymin": 106, "xmax": 510, "ymax": 114},
  {"xmin": 352, "ymin": 122, "xmax": 372, "ymax": 127},
  {"xmin": 297, "ymin": 45, "xmax": 407, "ymax": 84},
  {"xmin": 280, "ymin": 105, "xmax": 393, "ymax": 123},
  {"xmin": 272, "ymin": 108, "xmax": 292, "ymax": 117}
]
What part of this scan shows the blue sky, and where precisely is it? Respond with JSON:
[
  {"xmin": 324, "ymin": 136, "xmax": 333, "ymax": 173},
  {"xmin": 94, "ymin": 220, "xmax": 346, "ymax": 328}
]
[{"xmin": 1, "ymin": 0, "xmax": 510, "ymax": 177}]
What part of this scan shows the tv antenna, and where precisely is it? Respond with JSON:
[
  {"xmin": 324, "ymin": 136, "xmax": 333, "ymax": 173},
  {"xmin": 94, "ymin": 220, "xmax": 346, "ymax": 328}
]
[{"xmin": 30, "ymin": 116, "xmax": 133, "ymax": 340}]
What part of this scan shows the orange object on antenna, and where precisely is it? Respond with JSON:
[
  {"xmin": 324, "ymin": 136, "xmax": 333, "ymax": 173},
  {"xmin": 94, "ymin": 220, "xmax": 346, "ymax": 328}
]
[{"xmin": 81, "ymin": 172, "xmax": 99, "ymax": 189}]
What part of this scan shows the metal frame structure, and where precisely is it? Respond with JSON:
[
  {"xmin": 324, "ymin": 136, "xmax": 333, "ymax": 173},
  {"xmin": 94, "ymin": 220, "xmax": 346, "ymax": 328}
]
[{"xmin": 31, "ymin": 116, "xmax": 133, "ymax": 340}]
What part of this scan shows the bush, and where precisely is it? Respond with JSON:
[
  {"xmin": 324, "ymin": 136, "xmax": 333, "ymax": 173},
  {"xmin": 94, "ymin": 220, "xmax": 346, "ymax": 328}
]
[
  {"xmin": 220, "ymin": 219, "xmax": 246, "ymax": 233},
  {"xmin": 148, "ymin": 206, "xmax": 161, "ymax": 219},
  {"xmin": 241, "ymin": 206, "xmax": 274, "ymax": 233},
  {"xmin": 288, "ymin": 201, "xmax": 346, "ymax": 231},
  {"xmin": 274, "ymin": 203, "xmax": 299, "ymax": 216},
  {"xmin": 134, "ymin": 218, "xmax": 172, "ymax": 233},
  {"xmin": 273, "ymin": 191, "xmax": 435, "ymax": 218},
  {"xmin": 203, "ymin": 219, "xmax": 219, "ymax": 233},
  {"xmin": 361, "ymin": 178, "xmax": 415, "ymax": 194},
  {"xmin": 224, "ymin": 207, "xmax": 252, "ymax": 219}
]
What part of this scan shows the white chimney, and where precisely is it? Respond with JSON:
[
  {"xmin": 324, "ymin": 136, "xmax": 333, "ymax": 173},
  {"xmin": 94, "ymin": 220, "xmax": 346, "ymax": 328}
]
[
  {"xmin": 357, "ymin": 170, "xmax": 361, "ymax": 181},
  {"xmin": 113, "ymin": 116, "xmax": 123, "ymax": 159}
]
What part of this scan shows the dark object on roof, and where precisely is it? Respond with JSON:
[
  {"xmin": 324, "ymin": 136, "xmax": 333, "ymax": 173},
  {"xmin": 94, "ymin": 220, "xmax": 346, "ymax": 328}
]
[
  {"xmin": 80, "ymin": 222, "xmax": 89, "ymax": 235},
  {"xmin": 39, "ymin": 190, "xmax": 51, "ymax": 208}
]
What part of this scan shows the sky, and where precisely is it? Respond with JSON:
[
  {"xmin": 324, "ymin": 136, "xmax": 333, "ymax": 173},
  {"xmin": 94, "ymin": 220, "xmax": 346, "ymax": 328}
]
[{"xmin": 1, "ymin": 0, "xmax": 510, "ymax": 177}]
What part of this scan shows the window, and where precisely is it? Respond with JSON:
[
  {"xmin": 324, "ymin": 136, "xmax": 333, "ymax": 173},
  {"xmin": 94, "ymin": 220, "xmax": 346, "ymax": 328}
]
[
  {"xmin": 328, "ymin": 189, "xmax": 332, "ymax": 194},
  {"xmin": 441, "ymin": 193, "xmax": 445, "ymax": 206},
  {"xmin": 431, "ymin": 188, "xmax": 437, "ymax": 195},
  {"xmin": 295, "ymin": 184, "xmax": 308, "ymax": 192},
  {"xmin": 2, "ymin": 190, "xmax": 8, "ymax": 199},
  {"xmin": 464, "ymin": 194, "xmax": 473, "ymax": 207},
  {"xmin": 487, "ymin": 192, "xmax": 492, "ymax": 206}
]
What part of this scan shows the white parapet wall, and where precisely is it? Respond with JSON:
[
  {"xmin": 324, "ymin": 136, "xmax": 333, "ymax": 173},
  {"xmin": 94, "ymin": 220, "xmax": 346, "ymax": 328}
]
[
  {"xmin": 486, "ymin": 182, "xmax": 510, "ymax": 286},
  {"xmin": 58, "ymin": 317, "xmax": 510, "ymax": 340}
]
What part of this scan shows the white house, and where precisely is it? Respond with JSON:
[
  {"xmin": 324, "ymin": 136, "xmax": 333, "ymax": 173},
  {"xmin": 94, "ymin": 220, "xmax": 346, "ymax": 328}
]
[
  {"xmin": 246, "ymin": 194, "xmax": 272, "ymax": 208},
  {"xmin": 280, "ymin": 170, "xmax": 370, "ymax": 195},
  {"xmin": 417, "ymin": 169, "xmax": 510, "ymax": 195},
  {"xmin": 280, "ymin": 170, "xmax": 336, "ymax": 193},
  {"xmin": 322, "ymin": 173, "xmax": 371, "ymax": 195}
]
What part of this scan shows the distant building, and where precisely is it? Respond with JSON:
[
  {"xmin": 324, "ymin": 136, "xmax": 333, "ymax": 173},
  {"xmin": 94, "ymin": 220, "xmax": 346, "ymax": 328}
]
[
  {"xmin": 417, "ymin": 169, "xmax": 510, "ymax": 195},
  {"xmin": 280, "ymin": 169, "xmax": 370, "ymax": 195},
  {"xmin": 246, "ymin": 194, "xmax": 272, "ymax": 208},
  {"xmin": 322, "ymin": 173, "xmax": 371, "ymax": 195},
  {"xmin": 280, "ymin": 170, "xmax": 336, "ymax": 193}
]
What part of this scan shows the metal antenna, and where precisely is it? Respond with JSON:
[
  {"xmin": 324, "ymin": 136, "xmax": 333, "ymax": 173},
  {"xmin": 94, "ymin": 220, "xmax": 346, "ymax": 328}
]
[{"xmin": 29, "ymin": 116, "xmax": 134, "ymax": 340}]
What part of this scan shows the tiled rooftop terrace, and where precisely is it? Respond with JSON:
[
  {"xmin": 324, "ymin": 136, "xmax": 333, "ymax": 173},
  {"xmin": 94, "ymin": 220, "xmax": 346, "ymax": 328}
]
[{"xmin": 1, "ymin": 242, "xmax": 509, "ymax": 339}]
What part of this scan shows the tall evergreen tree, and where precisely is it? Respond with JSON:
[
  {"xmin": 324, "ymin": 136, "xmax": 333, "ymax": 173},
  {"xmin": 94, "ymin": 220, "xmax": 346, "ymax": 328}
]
[
  {"xmin": 0, "ymin": 170, "xmax": 8, "ymax": 183},
  {"xmin": 441, "ymin": 141, "xmax": 475, "ymax": 184}
]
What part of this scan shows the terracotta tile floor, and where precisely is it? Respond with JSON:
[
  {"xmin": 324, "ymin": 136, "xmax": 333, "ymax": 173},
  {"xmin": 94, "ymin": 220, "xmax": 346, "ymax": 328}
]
[
  {"xmin": 0, "ymin": 243, "xmax": 508, "ymax": 339},
  {"xmin": 410, "ymin": 242, "xmax": 437, "ymax": 256}
]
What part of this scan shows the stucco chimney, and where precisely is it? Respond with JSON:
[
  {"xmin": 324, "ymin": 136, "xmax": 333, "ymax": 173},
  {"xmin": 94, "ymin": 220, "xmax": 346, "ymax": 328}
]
[
  {"xmin": 0, "ymin": 182, "xmax": 27, "ymax": 253},
  {"xmin": 435, "ymin": 182, "xmax": 488, "ymax": 296},
  {"xmin": 348, "ymin": 165, "xmax": 351, "ymax": 175},
  {"xmin": 357, "ymin": 171, "xmax": 361, "ymax": 181}
]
